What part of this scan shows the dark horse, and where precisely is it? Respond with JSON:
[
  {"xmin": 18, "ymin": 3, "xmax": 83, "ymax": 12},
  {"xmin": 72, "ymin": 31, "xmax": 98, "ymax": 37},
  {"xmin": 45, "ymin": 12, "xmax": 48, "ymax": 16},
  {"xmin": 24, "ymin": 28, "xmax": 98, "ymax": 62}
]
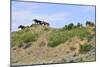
[
  {"xmin": 18, "ymin": 25, "xmax": 26, "ymax": 29},
  {"xmin": 42, "ymin": 21, "xmax": 50, "ymax": 26},
  {"xmin": 33, "ymin": 19, "xmax": 50, "ymax": 26},
  {"xmin": 33, "ymin": 19, "xmax": 42, "ymax": 25}
]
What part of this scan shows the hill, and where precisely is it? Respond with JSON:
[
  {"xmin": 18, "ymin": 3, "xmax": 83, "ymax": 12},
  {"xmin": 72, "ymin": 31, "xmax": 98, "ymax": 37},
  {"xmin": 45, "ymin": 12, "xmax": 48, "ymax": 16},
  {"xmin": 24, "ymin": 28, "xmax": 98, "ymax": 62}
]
[{"xmin": 11, "ymin": 24, "xmax": 96, "ymax": 66}]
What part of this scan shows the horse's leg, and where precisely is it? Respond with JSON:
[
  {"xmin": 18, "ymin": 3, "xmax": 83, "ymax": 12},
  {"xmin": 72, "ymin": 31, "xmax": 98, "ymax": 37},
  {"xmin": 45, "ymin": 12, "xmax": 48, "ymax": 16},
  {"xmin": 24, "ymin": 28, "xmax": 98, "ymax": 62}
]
[
  {"xmin": 40, "ymin": 22, "xmax": 43, "ymax": 26},
  {"xmin": 35, "ymin": 22, "xmax": 37, "ymax": 24},
  {"xmin": 37, "ymin": 21, "xmax": 39, "ymax": 24},
  {"xmin": 44, "ymin": 22, "xmax": 46, "ymax": 26},
  {"xmin": 21, "ymin": 27, "xmax": 23, "ymax": 29}
]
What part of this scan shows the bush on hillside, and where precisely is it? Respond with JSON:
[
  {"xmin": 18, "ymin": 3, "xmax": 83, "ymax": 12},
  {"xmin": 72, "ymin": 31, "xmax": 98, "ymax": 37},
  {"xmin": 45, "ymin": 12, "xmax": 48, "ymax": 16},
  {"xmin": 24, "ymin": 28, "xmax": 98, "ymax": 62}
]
[
  {"xmin": 77, "ymin": 22, "xmax": 83, "ymax": 28},
  {"xmin": 48, "ymin": 28, "xmax": 91, "ymax": 47},
  {"xmin": 63, "ymin": 25, "xmax": 68, "ymax": 30},
  {"xmin": 12, "ymin": 31, "xmax": 38, "ymax": 47},
  {"xmin": 62, "ymin": 23, "xmax": 83, "ymax": 31},
  {"xmin": 48, "ymin": 31, "xmax": 69, "ymax": 47},
  {"xmin": 62, "ymin": 23, "xmax": 74, "ymax": 30},
  {"xmin": 79, "ymin": 44, "xmax": 94, "ymax": 53},
  {"xmin": 67, "ymin": 23, "xmax": 74, "ymax": 30},
  {"xmin": 92, "ymin": 28, "xmax": 96, "ymax": 32}
]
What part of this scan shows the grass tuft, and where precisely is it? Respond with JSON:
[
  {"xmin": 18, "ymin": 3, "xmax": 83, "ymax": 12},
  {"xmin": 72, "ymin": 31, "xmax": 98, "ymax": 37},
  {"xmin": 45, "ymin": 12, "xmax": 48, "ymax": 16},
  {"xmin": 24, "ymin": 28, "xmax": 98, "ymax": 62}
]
[
  {"xmin": 11, "ymin": 30, "xmax": 38, "ymax": 47},
  {"xmin": 79, "ymin": 44, "xmax": 94, "ymax": 53}
]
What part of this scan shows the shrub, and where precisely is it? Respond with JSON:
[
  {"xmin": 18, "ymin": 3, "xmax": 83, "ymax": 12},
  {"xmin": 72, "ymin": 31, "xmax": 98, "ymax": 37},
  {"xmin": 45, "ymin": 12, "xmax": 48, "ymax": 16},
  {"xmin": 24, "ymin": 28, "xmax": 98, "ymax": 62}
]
[
  {"xmin": 74, "ymin": 28, "xmax": 91, "ymax": 40},
  {"xmin": 48, "ymin": 30, "xmax": 76, "ymax": 47},
  {"xmin": 48, "ymin": 28, "xmax": 91, "ymax": 47},
  {"xmin": 67, "ymin": 23, "xmax": 74, "ymax": 30},
  {"xmin": 92, "ymin": 28, "xmax": 96, "ymax": 32},
  {"xmin": 77, "ymin": 22, "xmax": 82, "ymax": 28},
  {"xmin": 79, "ymin": 44, "xmax": 93, "ymax": 53},
  {"xmin": 87, "ymin": 35, "xmax": 93, "ymax": 42},
  {"xmin": 77, "ymin": 23, "xmax": 81, "ymax": 27},
  {"xmin": 11, "ymin": 31, "xmax": 38, "ymax": 47},
  {"xmin": 48, "ymin": 31, "xmax": 69, "ymax": 47},
  {"xmin": 22, "ymin": 32, "xmax": 38, "ymax": 43},
  {"xmin": 62, "ymin": 23, "xmax": 83, "ymax": 31},
  {"xmin": 63, "ymin": 25, "xmax": 68, "ymax": 30}
]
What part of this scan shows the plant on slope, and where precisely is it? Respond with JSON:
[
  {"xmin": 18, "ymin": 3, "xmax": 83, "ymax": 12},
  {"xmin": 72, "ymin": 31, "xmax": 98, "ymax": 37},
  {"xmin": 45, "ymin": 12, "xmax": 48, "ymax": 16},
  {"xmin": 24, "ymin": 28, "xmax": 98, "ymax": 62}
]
[
  {"xmin": 48, "ymin": 28, "xmax": 91, "ymax": 47},
  {"xmin": 12, "ymin": 30, "xmax": 38, "ymax": 47},
  {"xmin": 79, "ymin": 44, "xmax": 94, "ymax": 53}
]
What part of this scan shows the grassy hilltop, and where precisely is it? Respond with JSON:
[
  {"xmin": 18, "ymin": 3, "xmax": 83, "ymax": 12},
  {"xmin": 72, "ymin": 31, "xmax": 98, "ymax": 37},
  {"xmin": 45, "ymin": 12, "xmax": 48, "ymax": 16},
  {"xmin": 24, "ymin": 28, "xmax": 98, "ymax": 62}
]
[{"xmin": 11, "ymin": 22, "xmax": 96, "ymax": 66}]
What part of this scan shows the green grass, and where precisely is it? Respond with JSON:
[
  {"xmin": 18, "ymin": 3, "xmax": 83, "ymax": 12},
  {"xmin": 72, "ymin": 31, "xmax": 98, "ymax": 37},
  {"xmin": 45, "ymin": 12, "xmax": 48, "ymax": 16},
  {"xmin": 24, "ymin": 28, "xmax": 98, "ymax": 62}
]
[
  {"xmin": 92, "ymin": 28, "xmax": 96, "ymax": 32},
  {"xmin": 11, "ymin": 29, "xmax": 38, "ymax": 47},
  {"xmin": 12, "ymin": 25, "xmax": 94, "ymax": 48},
  {"xmin": 48, "ymin": 28, "xmax": 91, "ymax": 47},
  {"xmin": 48, "ymin": 31, "xmax": 69, "ymax": 47},
  {"xmin": 79, "ymin": 44, "xmax": 94, "ymax": 53}
]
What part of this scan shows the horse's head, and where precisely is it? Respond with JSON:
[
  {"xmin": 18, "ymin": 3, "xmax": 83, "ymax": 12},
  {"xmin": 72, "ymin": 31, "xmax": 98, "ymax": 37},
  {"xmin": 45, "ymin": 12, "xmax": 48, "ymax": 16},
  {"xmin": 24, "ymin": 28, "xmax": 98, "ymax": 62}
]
[
  {"xmin": 33, "ymin": 19, "xmax": 38, "ymax": 22},
  {"xmin": 18, "ymin": 25, "xmax": 22, "ymax": 28}
]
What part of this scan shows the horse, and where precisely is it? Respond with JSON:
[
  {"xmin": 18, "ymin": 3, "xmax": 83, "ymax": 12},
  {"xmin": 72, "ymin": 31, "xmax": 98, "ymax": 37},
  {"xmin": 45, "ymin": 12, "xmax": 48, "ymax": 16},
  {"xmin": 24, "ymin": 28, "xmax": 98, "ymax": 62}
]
[
  {"xmin": 33, "ymin": 19, "xmax": 50, "ymax": 26},
  {"xmin": 33, "ymin": 19, "xmax": 42, "ymax": 25},
  {"xmin": 18, "ymin": 25, "xmax": 26, "ymax": 29},
  {"xmin": 42, "ymin": 21, "xmax": 50, "ymax": 26}
]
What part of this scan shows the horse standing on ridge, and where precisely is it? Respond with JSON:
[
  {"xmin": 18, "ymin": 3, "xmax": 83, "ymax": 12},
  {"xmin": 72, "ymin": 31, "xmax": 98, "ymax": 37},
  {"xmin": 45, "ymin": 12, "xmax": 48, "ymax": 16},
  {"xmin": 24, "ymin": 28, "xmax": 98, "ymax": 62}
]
[
  {"xmin": 33, "ymin": 19, "xmax": 50, "ymax": 26},
  {"xmin": 42, "ymin": 21, "xmax": 50, "ymax": 26},
  {"xmin": 33, "ymin": 19, "xmax": 42, "ymax": 25},
  {"xmin": 18, "ymin": 25, "xmax": 26, "ymax": 30}
]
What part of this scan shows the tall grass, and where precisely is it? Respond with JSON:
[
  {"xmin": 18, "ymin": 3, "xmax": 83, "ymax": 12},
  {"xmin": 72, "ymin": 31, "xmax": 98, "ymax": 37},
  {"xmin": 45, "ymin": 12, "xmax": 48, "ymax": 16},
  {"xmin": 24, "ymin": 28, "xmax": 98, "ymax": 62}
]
[
  {"xmin": 48, "ymin": 31, "xmax": 69, "ymax": 47},
  {"xmin": 92, "ymin": 28, "xmax": 96, "ymax": 32},
  {"xmin": 11, "ymin": 29, "xmax": 38, "ymax": 47},
  {"xmin": 79, "ymin": 44, "xmax": 94, "ymax": 53},
  {"xmin": 48, "ymin": 28, "xmax": 91, "ymax": 47}
]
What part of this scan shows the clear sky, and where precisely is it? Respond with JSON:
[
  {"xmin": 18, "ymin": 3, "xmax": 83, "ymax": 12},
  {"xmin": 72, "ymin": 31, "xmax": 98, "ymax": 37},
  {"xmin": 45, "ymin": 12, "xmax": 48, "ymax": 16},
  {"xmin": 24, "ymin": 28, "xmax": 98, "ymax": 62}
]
[{"xmin": 12, "ymin": 1, "xmax": 95, "ymax": 31}]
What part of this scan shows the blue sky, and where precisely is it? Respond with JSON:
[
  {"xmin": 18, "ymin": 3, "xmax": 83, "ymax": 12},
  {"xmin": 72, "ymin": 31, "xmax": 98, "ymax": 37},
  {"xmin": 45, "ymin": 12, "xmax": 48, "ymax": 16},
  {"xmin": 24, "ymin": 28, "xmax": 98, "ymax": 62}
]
[{"xmin": 12, "ymin": 1, "xmax": 95, "ymax": 31}]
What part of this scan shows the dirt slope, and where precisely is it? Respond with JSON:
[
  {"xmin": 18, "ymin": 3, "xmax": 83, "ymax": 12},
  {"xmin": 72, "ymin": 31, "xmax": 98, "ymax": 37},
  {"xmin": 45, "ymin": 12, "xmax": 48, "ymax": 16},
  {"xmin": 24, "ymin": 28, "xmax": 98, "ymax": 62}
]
[{"xmin": 11, "ymin": 25, "xmax": 96, "ymax": 66}]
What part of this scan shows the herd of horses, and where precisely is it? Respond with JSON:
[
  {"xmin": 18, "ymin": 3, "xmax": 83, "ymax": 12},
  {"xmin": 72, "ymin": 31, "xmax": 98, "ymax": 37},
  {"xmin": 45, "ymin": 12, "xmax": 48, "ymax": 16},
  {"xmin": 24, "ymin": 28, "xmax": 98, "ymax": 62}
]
[
  {"xmin": 33, "ymin": 19, "xmax": 50, "ymax": 26},
  {"xmin": 18, "ymin": 19, "xmax": 95, "ymax": 30},
  {"xmin": 18, "ymin": 19, "xmax": 50, "ymax": 29}
]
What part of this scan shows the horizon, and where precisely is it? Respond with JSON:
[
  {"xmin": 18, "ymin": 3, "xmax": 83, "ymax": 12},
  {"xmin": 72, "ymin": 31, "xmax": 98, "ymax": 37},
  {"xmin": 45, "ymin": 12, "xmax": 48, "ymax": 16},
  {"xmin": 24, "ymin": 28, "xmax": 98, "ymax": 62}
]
[{"xmin": 12, "ymin": 1, "xmax": 96, "ymax": 31}]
